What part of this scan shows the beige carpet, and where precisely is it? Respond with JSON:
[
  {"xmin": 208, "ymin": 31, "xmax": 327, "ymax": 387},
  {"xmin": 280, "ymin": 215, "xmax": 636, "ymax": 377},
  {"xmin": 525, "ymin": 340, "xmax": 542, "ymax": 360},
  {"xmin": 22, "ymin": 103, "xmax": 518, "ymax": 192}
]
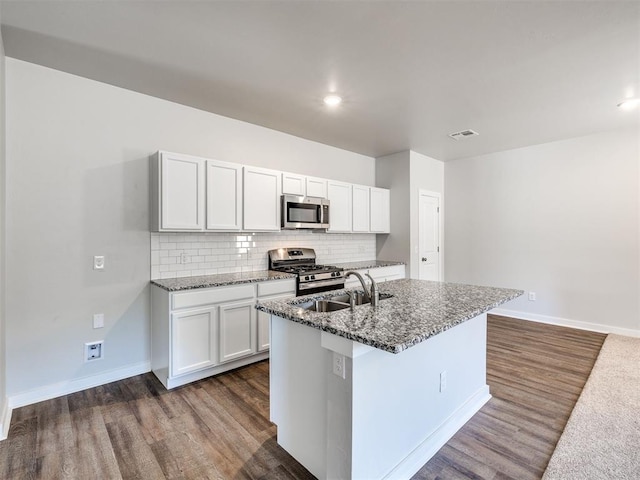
[{"xmin": 543, "ymin": 334, "xmax": 640, "ymax": 480}]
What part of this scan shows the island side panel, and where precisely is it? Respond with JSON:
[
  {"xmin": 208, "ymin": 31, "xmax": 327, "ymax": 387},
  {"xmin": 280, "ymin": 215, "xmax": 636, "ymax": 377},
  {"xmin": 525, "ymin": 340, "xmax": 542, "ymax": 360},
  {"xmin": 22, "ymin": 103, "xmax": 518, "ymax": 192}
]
[
  {"xmin": 270, "ymin": 311, "xmax": 490, "ymax": 480},
  {"xmin": 350, "ymin": 313, "xmax": 489, "ymax": 479},
  {"xmin": 270, "ymin": 315, "xmax": 328, "ymax": 479}
]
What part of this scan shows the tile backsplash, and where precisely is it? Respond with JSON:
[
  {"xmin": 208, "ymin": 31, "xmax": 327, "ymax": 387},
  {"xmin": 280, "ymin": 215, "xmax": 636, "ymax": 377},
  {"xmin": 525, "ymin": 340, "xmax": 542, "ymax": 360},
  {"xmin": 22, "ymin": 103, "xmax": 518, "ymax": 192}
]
[{"xmin": 151, "ymin": 231, "xmax": 377, "ymax": 279}]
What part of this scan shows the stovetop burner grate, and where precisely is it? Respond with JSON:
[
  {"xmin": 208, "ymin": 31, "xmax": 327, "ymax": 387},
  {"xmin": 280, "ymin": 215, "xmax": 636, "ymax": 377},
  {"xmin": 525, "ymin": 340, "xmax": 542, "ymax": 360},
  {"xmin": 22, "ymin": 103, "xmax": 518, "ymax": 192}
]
[{"xmin": 268, "ymin": 247, "xmax": 345, "ymax": 294}]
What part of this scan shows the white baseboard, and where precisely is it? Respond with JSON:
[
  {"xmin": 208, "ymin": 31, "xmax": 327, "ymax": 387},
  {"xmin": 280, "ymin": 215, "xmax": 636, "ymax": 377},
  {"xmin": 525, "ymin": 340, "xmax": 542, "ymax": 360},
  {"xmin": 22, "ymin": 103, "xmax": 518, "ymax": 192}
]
[
  {"xmin": 0, "ymin": 396, "xmax": 11, "ymax": 441},
  {"xmin": 383, "ymin": 385, "xmax": 491, "ymax": 480},
  {"xmin": 8, "ymin": 361, "xmax": 151, "ymax": 410},
  {"xmin": 491, "ymin": 308, "xmax": 640, "ymax": 337}
]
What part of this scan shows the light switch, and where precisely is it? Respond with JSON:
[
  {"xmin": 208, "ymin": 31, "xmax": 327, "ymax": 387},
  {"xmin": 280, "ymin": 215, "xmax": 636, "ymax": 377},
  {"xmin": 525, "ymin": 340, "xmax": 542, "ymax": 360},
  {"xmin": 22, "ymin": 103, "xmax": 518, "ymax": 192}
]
[{"xmin": 93, "ymin": 313, "xmax": 104, "ymax": 329}]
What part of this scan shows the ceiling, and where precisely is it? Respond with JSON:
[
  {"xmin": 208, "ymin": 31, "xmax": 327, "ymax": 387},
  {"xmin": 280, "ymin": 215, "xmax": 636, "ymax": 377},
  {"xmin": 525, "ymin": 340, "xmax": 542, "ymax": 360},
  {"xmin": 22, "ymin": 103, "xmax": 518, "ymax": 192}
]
[{"xmin": 1, "ymin": 1, "xmax": 638, "ymax": 161}]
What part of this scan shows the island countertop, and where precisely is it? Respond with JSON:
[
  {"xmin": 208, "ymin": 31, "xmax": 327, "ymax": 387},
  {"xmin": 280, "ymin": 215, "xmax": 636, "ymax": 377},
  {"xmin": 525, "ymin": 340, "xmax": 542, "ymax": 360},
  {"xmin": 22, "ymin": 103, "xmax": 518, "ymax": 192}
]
[{"xmin": 256, "ymin": 279, "xmax": 523, "ymax": 353}]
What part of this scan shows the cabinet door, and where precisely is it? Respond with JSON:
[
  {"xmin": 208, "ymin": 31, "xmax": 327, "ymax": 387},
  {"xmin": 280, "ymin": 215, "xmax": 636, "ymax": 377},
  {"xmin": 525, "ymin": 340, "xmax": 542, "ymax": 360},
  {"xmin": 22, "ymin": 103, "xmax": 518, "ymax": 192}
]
[
  {"xmin": 206, "ymin": 159, "xmax": 242, "ymax": 230},
  {"xmin": 370, "ymin": 187, "xmax": 390, "ymax": 233},
  {"xmin": 160, "ymin": 152, "xmax": 205, "ymax": 230},
  {"xmin": 171, "ymin": 307, "xmax": 217, "ymax": 376},
  {"xmin": 282, "ymin": 172, "xmax": 306, "ymax": 196},
  {"xmin": 367, "ymin": 265, "xmax": 406, "ymax": 283},
  {"xmin": 219, "ymin": 299, "xmax": 257, "ymax": 363},
  {"xmin": 327, "ymin": 181, "xmax": 352, "ymax": 233},
  {"xmin": 352, "ymin": 185, "xmax": 370, "ymax": 232},
  {"xmin": 306, "ymin": 176, "xmax": 328, "ymax": 198},
  {"xmin": 243, "ymin": 167, "xmax": 282, "ymax": 230},
  {"xmin": 257, "ymin": 292, "xmax": 295, "ymax": 352}
]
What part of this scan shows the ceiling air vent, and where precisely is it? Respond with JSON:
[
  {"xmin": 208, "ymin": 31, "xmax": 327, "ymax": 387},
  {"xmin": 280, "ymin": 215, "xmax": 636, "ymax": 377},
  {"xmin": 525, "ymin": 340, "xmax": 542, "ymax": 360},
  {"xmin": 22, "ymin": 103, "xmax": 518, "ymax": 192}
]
[{"xmin": 448, "ymin": 129, "xmax": 479, "ymax": 140}]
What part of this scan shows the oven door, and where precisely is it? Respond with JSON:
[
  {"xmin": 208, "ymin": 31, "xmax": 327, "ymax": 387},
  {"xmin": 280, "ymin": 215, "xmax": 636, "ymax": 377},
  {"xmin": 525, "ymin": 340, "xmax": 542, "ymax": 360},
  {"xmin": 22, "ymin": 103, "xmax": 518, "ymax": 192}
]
[
  {"xmin": 298, "ymin": 279, "xmax": 345, "ymax": 296},
  {"xmin": 281, "ymin": 195, "xmax": 329, "ymax": 229}
]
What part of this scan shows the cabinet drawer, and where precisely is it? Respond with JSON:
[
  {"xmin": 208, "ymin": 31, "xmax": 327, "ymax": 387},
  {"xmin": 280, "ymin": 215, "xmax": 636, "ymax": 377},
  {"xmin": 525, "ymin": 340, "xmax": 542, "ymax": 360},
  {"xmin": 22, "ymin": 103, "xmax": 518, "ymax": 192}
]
[
  {"xmin": 172, "ymin": 284, "xmax": 255, "ymax": 310},
  {"xmin": 257, "ymin": 279, "xmax": 296, "ymax": 297}
]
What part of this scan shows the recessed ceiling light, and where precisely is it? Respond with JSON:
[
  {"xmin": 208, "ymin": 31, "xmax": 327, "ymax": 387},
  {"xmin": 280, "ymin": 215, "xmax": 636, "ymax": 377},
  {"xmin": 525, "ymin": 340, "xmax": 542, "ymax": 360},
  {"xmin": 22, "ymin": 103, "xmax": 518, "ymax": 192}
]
[
  {"xmin": 323, "ymin": 94, "xmax": 342, "ymax": 106},
  {"xmin": 617, "ymin": 98, "xmax": 640, "ymax": 110}
]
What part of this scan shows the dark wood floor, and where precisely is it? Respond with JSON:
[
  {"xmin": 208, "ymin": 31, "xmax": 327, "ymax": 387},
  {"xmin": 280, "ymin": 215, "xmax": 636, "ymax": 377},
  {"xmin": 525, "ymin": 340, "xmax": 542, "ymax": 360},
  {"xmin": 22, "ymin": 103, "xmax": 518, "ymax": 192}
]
[
  {"xmin": 0, "ymin": 315, "xmax": 606, "ymax": 480},
  {"xmin": 413, "ymin": 315, "xmax": 605, "ymax": 479}
]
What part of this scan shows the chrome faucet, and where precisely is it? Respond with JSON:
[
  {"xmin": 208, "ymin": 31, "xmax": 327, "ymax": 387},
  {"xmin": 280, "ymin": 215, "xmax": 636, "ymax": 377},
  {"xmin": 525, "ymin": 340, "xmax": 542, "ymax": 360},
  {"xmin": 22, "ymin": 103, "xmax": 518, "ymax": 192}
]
[
  {"xmin": 365, "ymin": 273, "xmax": 380, "ymax": 307},
  {"xmin": 344, "ymin": 271, "xmax": 380, "ymax": 307}
]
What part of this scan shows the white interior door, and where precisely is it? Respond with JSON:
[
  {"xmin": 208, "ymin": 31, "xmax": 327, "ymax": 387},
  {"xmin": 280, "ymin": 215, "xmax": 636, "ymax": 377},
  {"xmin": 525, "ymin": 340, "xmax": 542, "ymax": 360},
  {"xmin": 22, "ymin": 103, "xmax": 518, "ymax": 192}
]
[{"xmin": 419, "ymin": 191, "xmax": 441, "ymax": 281}]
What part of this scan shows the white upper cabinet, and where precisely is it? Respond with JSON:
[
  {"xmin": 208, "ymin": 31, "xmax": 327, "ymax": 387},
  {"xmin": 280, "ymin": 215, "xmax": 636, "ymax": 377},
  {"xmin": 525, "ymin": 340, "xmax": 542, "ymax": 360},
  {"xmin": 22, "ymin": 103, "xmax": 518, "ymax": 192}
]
[
  {"xmin": 152, "ymin": 150, "xmax": 390, "ymax": 234},
  {"xmin": 306, "ymin": 176, "xmax": 328, "ymax": 198},
  {"xmin": 370, "ymin": 187, "xmax": 390, "ymax": 233},
  {"xmin": 151, "ymin": 151, "xmax": 205, "ymax": 231},
  {"xmin": 206, "ymin": 159, "xmax": 242, "ymax": 231},
  {"xmin": 352, "ymin": 184, "xmax": 371, "ymax": 233},
  {"xmin": 243, "ymin": 166, "xmax": 282, "ymax": 231},
  {"xmin": 327, "ymin": 180, "xmax": 352, "ymax": 233},
  {"xmin": 282, "ymin": 172, "xmax": 328, "ymax": 198},
  {"xmin": 282, "ymin": 172, "xmax": 306, "ymax": 196}
]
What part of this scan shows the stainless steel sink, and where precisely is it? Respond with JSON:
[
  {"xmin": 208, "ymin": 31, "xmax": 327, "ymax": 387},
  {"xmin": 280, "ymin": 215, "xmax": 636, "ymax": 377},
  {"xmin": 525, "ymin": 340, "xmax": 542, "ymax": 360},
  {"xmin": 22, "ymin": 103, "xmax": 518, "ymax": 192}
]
[
  {"xmin": 300, "ymin": 292, "xmax": 394, "ymax": 312},
  {"xmin": 301, "ymin": 299, "xmax": 351, "ymax": 312},
  {"xmin": 329, "ymin": 292, "xmax": 394, "ymax": 306}
]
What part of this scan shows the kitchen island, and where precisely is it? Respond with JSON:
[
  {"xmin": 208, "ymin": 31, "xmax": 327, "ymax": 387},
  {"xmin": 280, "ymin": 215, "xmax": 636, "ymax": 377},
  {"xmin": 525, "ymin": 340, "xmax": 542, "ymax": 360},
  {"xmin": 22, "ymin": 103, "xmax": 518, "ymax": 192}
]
[{"xmin": 256, "ymin": 279, "xmax": 522, "ymax": 480}]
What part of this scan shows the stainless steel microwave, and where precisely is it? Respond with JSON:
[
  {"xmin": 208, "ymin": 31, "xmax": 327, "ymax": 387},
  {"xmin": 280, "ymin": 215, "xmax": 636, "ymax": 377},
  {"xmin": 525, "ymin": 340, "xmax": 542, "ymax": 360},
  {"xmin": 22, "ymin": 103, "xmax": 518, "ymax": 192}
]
[{"xmin": 281, "ymin": 195, "xmax": 330, "ymax": 229}]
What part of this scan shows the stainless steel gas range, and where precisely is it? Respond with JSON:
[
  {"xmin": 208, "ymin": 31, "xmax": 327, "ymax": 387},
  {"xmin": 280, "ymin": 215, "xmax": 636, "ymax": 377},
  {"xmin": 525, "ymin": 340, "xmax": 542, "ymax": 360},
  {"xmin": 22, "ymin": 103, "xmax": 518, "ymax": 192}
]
[{"xmin": 268, "ymin": 247, "xmax": 344, "ymax": 295}]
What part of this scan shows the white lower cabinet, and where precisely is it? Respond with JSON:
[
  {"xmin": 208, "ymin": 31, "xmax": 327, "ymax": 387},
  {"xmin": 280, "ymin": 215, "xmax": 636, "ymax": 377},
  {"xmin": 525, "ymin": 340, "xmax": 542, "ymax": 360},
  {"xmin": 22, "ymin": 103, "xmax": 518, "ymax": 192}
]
[
  {"xmin": 219, "ymin": 299, "xmax": 257, "ymax": 363},
  {"xmin": 257, "ymin": 310, "xmax": 271, "ymax": 352},
  {"xmin": 151, "ymin": 278, "xmax": 295, "ymax": 389},
  {"xmin": 344, "ymin": 264, "xmax": 406, "ymax": 288},
  {"xmin": 257, "ymin": 292, "xmax": 295, "ymax": 352},
  {"xmin": 171, "ymin": 307, "xmax": 217, "ymax": 376}
]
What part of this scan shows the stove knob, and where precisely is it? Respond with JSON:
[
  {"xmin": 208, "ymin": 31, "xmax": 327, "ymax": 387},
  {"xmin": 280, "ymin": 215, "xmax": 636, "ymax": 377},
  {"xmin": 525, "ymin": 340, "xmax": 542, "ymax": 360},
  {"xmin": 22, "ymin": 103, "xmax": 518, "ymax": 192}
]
[
  {"xmin": 331, "ymin": 272, "xmax": 337, "ymax": 277},
  {"xmin": 311, "ymin": 275, "xmax": 316, "ymax": 280},
  {"xmin": 304, "ymin": 276, "xmax": 310, "ymax": 281}
]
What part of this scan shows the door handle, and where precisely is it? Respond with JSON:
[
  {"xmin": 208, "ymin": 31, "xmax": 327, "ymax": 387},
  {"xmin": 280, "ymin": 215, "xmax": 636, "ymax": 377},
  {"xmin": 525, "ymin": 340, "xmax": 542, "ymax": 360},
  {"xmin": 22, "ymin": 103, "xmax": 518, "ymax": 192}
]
[{"xmin": 422, "ymin": 257, "xmax": 427, "ymax": 262}]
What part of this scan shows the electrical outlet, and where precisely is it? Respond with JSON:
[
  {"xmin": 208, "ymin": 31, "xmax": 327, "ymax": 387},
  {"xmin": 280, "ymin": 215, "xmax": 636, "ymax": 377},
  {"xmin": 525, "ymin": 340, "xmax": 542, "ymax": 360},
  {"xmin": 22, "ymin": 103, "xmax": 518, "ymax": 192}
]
[
  {"xmin": 85, "ymin": 341, "xmax": 104, "ymax": 362},
  {"xmin": 93, "ymin": 313, "xmax": 104, "ymax": 329},
  {"xmin": 332, "ymin": 352, "xmax": 346, "ymax": 379},
  {"xmin": 93, "ymin": 255, "xmax": 105, "ymax": 270},
  {"xmin": 439, "ymin": 371, "xmax": 447, "ymax": 392},
  {"xmin": 528, "ymin": 292, "xmax": 537, "ymax": 301},
  {"xmin": 180, "ymin": 253, "xmax": 189, "ymax": 264}
]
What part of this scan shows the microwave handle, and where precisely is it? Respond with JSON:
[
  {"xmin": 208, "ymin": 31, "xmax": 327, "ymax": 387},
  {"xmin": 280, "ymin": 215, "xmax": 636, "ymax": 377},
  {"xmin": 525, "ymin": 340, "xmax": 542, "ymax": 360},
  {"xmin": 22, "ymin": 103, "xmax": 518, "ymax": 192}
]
[{"xmin": 322, "ymin": 204, "xmax": 329, "ymax": 225}]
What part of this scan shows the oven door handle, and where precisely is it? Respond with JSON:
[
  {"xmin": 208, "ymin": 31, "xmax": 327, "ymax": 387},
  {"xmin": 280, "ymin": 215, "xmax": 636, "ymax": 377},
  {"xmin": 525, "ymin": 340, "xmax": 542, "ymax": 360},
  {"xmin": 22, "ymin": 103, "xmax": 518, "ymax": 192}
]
[{"xmin": 298, "ymin": 279, "xmax": 345, "ymax": 291}]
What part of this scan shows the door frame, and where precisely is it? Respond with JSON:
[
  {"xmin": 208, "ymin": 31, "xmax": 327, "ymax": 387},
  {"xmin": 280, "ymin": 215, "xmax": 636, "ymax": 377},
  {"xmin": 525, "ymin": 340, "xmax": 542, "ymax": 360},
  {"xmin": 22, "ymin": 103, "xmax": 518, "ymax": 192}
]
[{"xmin": 418, "ymin": 189, "xmax": 443, "ymax": 281}]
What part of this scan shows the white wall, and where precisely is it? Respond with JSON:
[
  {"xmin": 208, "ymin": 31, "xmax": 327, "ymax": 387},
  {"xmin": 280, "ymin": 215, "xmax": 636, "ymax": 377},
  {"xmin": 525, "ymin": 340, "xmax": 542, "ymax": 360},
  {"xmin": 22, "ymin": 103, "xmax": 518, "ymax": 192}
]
[
  {"xmin": 445, "ymin": 129, "xmax": 640, "ymax": 334},
  {"xmin": 376, "ymin": 151, "xmax": 444, "ymax": 279},
  {"xmin": 376, "ymin": 151, "xmax": 411, "ymax": 271},
  {"xmin": 5, "ymin": 58, "xmax": 375, "ymax": 401}
]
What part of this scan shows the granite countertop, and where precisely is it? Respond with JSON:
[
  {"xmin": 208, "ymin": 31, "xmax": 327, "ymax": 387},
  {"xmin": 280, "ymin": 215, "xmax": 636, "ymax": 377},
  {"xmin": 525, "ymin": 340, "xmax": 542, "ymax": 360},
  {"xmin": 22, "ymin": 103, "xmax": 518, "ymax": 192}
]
[
  {"xmin": 151, "ymin": 270, "xmax": 296, "ymax": 292},
  {"xmin": 333, "ymin": 260, "xmax": 405, "ymax": 270},
  {"xmin": 256, "ymin": 279, "xmax": 523, "ymax": 354},
  {"xmin": 151, "ymin": 260, "xmax": 405, "ymax": 292}
]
